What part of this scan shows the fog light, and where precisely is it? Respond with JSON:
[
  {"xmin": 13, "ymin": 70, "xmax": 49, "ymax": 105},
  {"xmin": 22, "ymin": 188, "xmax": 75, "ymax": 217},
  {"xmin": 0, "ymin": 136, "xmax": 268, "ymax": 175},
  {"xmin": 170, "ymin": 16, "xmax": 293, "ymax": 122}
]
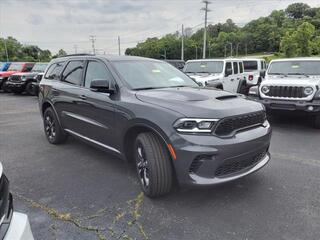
[{"xmin": 308, "ymin": 106, "xmax": 314, "ymax": 111}]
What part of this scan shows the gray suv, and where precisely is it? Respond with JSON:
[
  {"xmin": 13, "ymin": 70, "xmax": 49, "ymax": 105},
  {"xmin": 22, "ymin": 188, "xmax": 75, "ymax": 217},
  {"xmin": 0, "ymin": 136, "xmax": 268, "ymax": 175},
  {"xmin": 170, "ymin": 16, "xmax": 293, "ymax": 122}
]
[{"xmin": 38, "ymin": 55, "xmax": 272, "ymax": 197}]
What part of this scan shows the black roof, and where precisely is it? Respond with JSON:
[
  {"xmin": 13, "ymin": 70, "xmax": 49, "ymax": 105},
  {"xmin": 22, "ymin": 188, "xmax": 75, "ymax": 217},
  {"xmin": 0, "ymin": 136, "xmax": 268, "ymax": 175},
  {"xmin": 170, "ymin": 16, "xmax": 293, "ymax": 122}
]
[{"xmin": 51, "ymin": 55, "xmax": 162, "ymax": 63}]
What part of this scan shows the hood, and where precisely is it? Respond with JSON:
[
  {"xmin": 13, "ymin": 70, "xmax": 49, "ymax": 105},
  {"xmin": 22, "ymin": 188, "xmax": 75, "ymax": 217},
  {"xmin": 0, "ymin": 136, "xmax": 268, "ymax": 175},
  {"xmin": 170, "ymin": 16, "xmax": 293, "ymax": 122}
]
[
  {"xmin": 186, "ymin": 73, "xmax": 222, "ymax": 83},
  {"xmin": 0, "ymin": 70, "xmax": 18, "ymax": 77},
  {"xmin": 12, "ymin": 72, "xmax": 37, "ymax": 77},
  {"xmin": 135, "ymin": 87, "xmax": 264, "ymax": 119},
  {"xmin": 264, "ymin": 75, "xmax": 320, "ymax": 87}
]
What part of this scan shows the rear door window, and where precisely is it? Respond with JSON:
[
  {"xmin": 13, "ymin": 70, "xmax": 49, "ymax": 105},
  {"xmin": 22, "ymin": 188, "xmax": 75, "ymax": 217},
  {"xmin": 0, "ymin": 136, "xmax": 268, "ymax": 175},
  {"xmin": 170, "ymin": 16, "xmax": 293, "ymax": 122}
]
[
  {"xmin": 44, "ymin": 62, "xmax": 65, "ymax": 80},
  {"xmin": 233, "ymin": 62, "xmax": 238, "ymax": 74},
  {"xmin": 239, "ymin": 62, "xmax": 244, "ymax": 73},
  {"xmin": 225, "ymin": 62, "xmax": 233, "ymax": 75},
  {"xmin": 243, "ymin": 61, "xmax": 258, "ymax": 72},
  {"xmin": 62, "ymin": 60, "xmax": 84, "ymax": 85}
]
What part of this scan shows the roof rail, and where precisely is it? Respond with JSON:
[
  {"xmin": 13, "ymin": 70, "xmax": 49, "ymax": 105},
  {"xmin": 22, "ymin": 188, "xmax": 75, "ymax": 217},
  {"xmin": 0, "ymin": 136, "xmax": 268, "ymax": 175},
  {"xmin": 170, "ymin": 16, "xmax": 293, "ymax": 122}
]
[{"xmin": 64, "ymin": 53, "xmax": 94, "ymax": 57}]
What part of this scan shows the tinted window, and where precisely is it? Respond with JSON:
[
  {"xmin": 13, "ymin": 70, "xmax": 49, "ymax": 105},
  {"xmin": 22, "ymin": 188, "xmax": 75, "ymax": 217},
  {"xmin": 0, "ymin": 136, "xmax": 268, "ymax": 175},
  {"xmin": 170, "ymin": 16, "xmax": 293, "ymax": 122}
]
[
  {"xmin": 62, "ymin": 61, "xmax": 84, "ymax": 85},
  {"xmin": 243, "ymin": 61, "xmax": 258, "ymax": 71},
  {"xmin": 44, "ymin": 62, "xmax": 65, "ymax": 80},
  {"xmin": 84, "ymin": 61, "xmax": 113, "ymax": 88},
  {"xmin": 184, "ymin": 61, "xmax": 224, "ymax": 73},
  {"xmin": 225, "ymin": 62, "xmax": 232, "ymax": 75},
  {"xmin": 268, "ymin": 61, "xmax": 320, "ymax": 75},
  {"xmin": 239, "ymin": 62, "xmax": 244, "ymax": 73},
  {"xmin": 113, "ymin": 61, "xmax": 198, "ymax": 90},
  {"xmin": 233, "ymin": 62, "xmax": 238, "ymax": 74},
  {"xmin": 25, "ymin": 64, "xmax": 34, "ymax": 72}
]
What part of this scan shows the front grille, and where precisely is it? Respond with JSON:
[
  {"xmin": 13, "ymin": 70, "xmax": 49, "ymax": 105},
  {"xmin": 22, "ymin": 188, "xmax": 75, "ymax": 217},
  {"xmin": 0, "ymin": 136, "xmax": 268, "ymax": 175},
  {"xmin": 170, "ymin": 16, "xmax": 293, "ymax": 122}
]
[
  {"xmin": 265, "ymin": 86, "xmax": 305, "ymax": 98},
  {"xmin": 215, "ymin": 151, "xmax": 267, "ymax": 177},
  {"xmin": 36, "ymin": 74, "xmax": 43, "ymax": 82},
  {"xmin": 9, "ymin": 75, "xmax": 21, "ymax": 82},
  {"xmin": 214, "ymin": 111, "xmax": 266, "ymax": 136}
]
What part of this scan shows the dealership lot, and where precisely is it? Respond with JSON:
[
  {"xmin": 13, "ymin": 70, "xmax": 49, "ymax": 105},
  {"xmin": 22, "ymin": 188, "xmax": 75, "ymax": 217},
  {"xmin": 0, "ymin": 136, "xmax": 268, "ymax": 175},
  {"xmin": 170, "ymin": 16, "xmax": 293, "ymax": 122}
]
[{"xmin": 0, "ymin": 93, "xmax": 320, "ymax": 240}]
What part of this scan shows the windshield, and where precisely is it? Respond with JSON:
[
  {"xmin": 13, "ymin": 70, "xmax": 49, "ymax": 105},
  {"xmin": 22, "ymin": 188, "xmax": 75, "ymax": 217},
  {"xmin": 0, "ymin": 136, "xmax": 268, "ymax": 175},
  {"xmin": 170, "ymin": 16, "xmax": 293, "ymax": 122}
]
[
  {"xmin": 113, "ymin": 61, "xmax": 198, "ymax": 90},
  {"xmin": 0, "ymin": 63, "xmax": 4, "ymax": 70},
  {"xmin": 268, "ymin": 61, "xmax": 320, "ymax": 76},
  {"xmin": 243, "ymin": 61, "xmax": 258, "ymax": 72},
  {"xmin": 184, "ymin": 61, "xmax": 223, "ymax": 74},
  {"xmin": 32, "ymin": 63, "xmax": 48, "ymax": 72},
  {"xmin": 8, "ymin": 63, "xmax": 24, "ymax": 71}
]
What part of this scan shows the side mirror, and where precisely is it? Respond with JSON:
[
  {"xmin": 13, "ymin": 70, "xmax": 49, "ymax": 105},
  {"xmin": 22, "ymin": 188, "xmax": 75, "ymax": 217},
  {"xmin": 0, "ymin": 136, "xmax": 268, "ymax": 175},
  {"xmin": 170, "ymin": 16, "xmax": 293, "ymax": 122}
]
[
  {"xmin": 260, "ymin": 70, "xmax": 266, "ymax": 78},
  {"xmin": 225, "ymin": 68, "xmax": 232, "ymax": 77},
  {"xmin": 90, "ymin": 79, "xmax": 115, "ymax": 94}
]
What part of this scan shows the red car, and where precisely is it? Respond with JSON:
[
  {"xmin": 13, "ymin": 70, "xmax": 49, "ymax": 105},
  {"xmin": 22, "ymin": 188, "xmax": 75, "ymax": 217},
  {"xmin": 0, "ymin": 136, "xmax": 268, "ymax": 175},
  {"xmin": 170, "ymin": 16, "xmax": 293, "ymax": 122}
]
[{"xmin": 0, "ymin": 62, "xmax": 34, "ymax": 92}]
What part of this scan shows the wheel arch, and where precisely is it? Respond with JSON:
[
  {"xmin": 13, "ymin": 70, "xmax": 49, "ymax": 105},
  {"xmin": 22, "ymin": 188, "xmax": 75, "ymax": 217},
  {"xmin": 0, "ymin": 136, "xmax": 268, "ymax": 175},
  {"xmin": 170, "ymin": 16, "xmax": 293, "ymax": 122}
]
[{"xmin": 41, "ymin": 101, "xmax": 62, "ymax": 127}]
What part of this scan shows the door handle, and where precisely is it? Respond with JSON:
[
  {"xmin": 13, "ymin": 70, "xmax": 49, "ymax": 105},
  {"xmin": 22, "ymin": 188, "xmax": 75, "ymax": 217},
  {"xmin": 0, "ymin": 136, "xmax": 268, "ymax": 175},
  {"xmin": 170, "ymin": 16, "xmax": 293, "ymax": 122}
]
[
  {"xmin": 230, "ymin": 79, "xmax": 234, "ymax": 81},
  {"xmin": 78, "ymin": 95, "xmax": 87, "ymax": 100}
]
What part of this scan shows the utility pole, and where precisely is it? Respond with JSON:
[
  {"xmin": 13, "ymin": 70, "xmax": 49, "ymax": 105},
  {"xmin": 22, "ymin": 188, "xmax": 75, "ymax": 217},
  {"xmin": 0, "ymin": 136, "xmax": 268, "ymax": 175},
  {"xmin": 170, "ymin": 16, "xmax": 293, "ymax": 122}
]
[
  {"xmin": 201, "ymin": 0, "xmax": 211, "ymax": 59},
  {"xmin": 3, "ymin": 39, "xmax": 9, "ymax": 62},
  {"xmin": 245, "ymin": 43, "xmax": 248, "ymax": 56},
  {"xmin": 227, "ymin": 42, "xmax": 233, "ymax": 57},
  {"xmin": 181, "ymin": 24, "xmax": 184, "ymax": 61},
  {"xmin": 195, "ymin": 47, "xmax": 198, "ymax": 59},
  {"xmin": 89, "ymin": 35, "xmax": 96, "ymax": 54},
  {"xmin": 73, "ymin": 44, "xmax": 78, "ymax": 54},
  {"xmin": 224, "ymin": 45, "xmax": 227, "ymax": 58},
  {"xmin": 118, "ymin": 36, "xmax": 121, "ymax": 56}
]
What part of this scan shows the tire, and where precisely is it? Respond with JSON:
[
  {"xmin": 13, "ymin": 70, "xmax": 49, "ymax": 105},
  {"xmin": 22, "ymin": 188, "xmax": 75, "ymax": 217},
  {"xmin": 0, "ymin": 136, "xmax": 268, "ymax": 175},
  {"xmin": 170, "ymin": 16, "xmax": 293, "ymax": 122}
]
[
  {"xmin": 238, "ymin": 81, "xmax": 248, "ymax": 95},
  {"xmin": 43, "ymin": 107, "xmax": 67, "ymax": 144},
  {"xmin": 26, "ymin": 82, "xmax": 36, "ymax": 95},
  {"xmin": 314, "ymin": 115, "xmax": 320, "ymax": 129},
  {"xmin": 134, "ymin": 132, "xmax": 173, "ymax": 197},
  {"xmin": 1, "ymin": 80, "xmax": 9, "ymax": 93}
]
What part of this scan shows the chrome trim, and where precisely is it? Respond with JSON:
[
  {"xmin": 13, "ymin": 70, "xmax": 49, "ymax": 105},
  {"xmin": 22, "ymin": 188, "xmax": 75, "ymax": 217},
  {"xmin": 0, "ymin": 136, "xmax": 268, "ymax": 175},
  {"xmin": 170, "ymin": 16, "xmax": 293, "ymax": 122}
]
[
  {"xmin": 62, "ymin": 111, "xmax": 108, "ymax": 130},
  {"xmin": 0, "ymin": 214, "xmax": 5, "ymax": 226},
  {"xmin": 64, "ymin": 129, "xmax": 121, "ymax": 154},
  {"xmin": 259, "ymin": 85, "xmax": 316, "ymax": 101}
]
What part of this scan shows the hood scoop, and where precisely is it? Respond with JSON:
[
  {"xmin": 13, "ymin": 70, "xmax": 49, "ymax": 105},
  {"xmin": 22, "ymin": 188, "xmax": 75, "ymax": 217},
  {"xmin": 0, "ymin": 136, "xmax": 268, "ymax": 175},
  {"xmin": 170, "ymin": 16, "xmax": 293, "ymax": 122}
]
[{"xmin": 215, "ymin": 95, "xmax": 237, "ymax": 100}]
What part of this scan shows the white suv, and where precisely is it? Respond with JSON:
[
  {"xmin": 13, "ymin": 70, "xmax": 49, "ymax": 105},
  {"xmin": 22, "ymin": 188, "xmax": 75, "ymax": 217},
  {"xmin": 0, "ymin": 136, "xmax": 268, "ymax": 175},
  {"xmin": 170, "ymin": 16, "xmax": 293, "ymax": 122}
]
[
  {"xmin": 248, "ymin": 58, "xmax": 320, "ymax": 128},
  {"xmin": 243, "ymin": 58, "xmax": 267, "ymax": 86},
  {"xmin": 183, "ymin": 59, "xmax": 247, "ymax": 94}
]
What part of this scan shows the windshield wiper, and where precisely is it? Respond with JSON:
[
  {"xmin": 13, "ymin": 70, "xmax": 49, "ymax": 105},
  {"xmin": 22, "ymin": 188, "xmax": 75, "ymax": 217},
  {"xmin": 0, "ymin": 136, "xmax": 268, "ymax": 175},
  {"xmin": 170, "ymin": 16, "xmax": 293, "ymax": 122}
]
[
  {"xmin": 269, "ymin": 73, "xmax": 288, "ymax": 77},
  {"xmin": 287, "ymin": 73, "xmax": 309, "ymax": 77},
  {"xmin": 134, "ymin": 87, "xmax": 165, "ymax": 91}
]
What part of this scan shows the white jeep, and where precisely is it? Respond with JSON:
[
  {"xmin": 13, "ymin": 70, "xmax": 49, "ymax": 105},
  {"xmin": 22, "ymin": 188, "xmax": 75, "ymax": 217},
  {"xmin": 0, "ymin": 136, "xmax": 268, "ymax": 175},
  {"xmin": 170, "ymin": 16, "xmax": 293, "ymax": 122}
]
[
  {"xmin": 248, "ymin": 58, "xmax": 320, "ymax": 128},
  {"xmin": 183, "ymin": 59, "xmax": 248, "ymax": 94},
  {"xmin": 242, "ymin": 58, "xmax": 267, "ymax": 86}
]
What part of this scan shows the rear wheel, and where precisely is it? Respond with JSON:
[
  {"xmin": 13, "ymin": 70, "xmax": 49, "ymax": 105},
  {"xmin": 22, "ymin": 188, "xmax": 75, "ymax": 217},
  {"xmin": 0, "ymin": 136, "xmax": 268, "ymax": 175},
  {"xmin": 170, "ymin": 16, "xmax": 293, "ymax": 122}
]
[
  {"xmin": 1, "ymin": 79, "xmax": 9, "ymax": 92},
  {"xmin": 43, "ymin": 107, "xmax": 67, "ymax": 144},
  {"xmin": 135, "ymin": 132, "xmax": 173, "ymax": 197},
  {"xmin": 26, "ymin": 82, "xmax": 36, "ymax": 95}
]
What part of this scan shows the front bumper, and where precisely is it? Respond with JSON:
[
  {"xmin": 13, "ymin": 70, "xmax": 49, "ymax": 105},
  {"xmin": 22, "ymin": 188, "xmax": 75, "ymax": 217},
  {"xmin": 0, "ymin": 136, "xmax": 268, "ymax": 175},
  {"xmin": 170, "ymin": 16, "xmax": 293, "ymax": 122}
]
[
  {"xmin": 4, "ymin": 81, "xmax": 26, "ymax": 92},
  {"xmin": 249, "ymin": 96, "xmax": 320, "ymax": 113},
  {"xmin": 171, "ymin": 123, "xmax": 272, "ymax": 186},
  {"xmin": 4, "ymin": 212, "xmax": 34, "ymax": 240}
]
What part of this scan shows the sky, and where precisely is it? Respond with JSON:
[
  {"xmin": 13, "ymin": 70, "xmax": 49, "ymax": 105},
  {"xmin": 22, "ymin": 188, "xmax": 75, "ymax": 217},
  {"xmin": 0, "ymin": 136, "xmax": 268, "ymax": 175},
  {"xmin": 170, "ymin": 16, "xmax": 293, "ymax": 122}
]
[{"xmin": 1, "ymin": 0, "xmax": 320, "ymax": 55}]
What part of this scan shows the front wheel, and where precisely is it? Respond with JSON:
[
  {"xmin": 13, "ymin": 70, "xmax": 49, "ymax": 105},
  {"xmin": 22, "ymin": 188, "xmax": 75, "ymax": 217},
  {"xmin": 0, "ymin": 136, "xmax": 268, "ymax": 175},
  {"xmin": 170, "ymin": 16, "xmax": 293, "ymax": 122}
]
[
  {"xmin": 43, "ymin": 107, "xmax": 67, "ymax": 144},
  {"xmin": 135, "ymin": 132, "xmax": 173, "ymax": 197},
  {"xmin": 26, "ymin": 82, "xmax": 36, "ymax": 95}
]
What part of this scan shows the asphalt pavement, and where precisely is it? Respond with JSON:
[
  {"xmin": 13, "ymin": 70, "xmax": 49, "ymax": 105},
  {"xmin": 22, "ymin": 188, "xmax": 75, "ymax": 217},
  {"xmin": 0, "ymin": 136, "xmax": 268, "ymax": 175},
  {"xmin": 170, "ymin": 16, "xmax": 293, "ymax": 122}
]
[{"xmin": 0, "ymin": 93, "xmax": 319, "ymax": 240}]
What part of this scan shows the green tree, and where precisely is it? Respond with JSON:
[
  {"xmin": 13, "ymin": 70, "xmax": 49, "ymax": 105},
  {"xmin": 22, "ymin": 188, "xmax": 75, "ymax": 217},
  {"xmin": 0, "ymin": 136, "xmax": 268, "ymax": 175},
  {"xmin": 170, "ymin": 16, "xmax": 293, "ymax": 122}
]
[{"xmin": 285, "ymin": 3, "xmax": 310, "ymax": 19}]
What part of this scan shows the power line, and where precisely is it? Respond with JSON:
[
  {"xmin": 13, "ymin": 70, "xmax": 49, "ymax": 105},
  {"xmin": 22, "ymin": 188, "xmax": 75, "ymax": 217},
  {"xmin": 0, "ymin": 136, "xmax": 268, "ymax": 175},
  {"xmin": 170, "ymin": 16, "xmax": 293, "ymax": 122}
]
[{"xmin": 201, "ymin": 0, "xmax": 211, "ymax": 59}]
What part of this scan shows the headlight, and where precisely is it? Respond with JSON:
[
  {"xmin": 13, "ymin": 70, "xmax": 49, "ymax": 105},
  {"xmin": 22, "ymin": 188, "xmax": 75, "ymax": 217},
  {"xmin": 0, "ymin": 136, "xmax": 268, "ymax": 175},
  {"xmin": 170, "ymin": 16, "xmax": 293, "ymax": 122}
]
[
  {"xmin": 173, "ymin": 118, "xmax": 218, "ymax": 133},
  {"xmin": 248, "ymin": 86, "xmax": 259, "ymax": 96},
  {"xmin": 303, "ymin": 87, "xmax": 313, "ymax": 96},
  {"xmin": 261, "ymin": 85, "xmax": 270, "ymax": 94},
  {"xmin": 21, "ymin": 76, "xmax": 27, "ymax": 81}
]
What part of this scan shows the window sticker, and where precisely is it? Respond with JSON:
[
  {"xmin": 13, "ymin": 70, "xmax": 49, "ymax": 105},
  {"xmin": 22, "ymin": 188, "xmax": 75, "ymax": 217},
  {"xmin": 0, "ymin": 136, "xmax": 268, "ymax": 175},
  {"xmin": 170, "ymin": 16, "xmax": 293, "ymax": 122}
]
[
  {"xmin": 152, "ymin": 69, "xmax": 161, "ymax": 73},
  {"xmin": 291, "ymin": 64, "xmax": 300, "ymax": 69},
  {"xmin": 200, "ymin": 64, "xmax": 207, "ymax": 68},
  {"xmin": 169, "ymin": 77, "xmax": 184, "ymax": 83}
]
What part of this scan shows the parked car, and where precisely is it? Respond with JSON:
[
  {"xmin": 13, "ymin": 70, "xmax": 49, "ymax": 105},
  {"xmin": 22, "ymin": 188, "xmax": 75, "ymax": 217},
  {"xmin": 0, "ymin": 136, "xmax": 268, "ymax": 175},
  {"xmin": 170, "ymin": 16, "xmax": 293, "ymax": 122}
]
[
  {"xmin": 248, "ymin": 58, "xmax": 320, "ymax": 128},
  {"xmin": 242, "ymin": 58, "xmax": 267, "ymax": 86},
  {"xmin": 0, "ymin": 62, "xmax": 11, "ymax": 71},
  {"xmin": 5, "ymin": 62, "xmax": 48, "ymax": 95},
  {"xmin": 0, "ymin": 62, "xmax": 35, "ymax": 92},
  {"xmin": 165, "ymin": 60, "xmax": 185, "ymax": 70},
  {"xmin": 0, "ymin": 162, "xmax": 34, "ymax": 239},
  {"xmin": 183, "ymin": 58, "xmax": 248, "ymax": 94},
  {"xmin": 39, "ymin": 55, "xmax": 271, "ymax": 197}
]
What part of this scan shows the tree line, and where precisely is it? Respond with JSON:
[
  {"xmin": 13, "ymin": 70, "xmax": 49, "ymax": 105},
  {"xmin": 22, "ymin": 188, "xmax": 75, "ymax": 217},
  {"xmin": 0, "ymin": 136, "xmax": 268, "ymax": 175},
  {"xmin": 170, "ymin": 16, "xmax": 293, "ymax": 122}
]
[
  {"xmin": 0, "ymin": 37, "xmax": 67, "ymax": 62},
  {"xmin": 125, "ymin": 3, "xmax": 320, "ymax": 60}
]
